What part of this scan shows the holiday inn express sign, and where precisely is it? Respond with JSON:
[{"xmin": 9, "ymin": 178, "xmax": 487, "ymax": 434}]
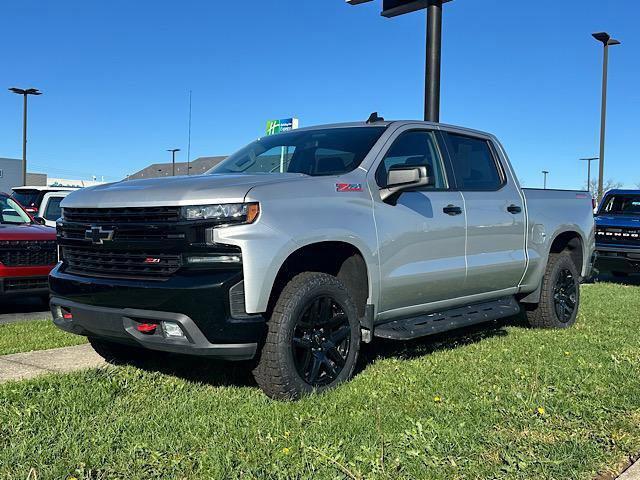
[{"xmin": 266, "ymin": 118, "xmax": 299, "ymax": 136}]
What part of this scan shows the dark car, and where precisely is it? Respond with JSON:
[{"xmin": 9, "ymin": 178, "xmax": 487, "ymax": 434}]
[
  {"xmin": 0, "ymin": 193, "xmax": 58, "ymax": 298},
  {"xmin": 11, "ymin": 186, "xmax": 76, "ymax": 215},
  {"xmin": 594, "ymin": 189, "xmax": 640, "ymax": 277}
]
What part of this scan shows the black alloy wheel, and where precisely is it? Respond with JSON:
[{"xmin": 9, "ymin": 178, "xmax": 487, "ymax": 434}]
[
  {"xmin": 553, "ymin": 268, "xmax": 577, "ymax": 323},
  {"xmin": 292, "ymin": 295, "xmax": 352, "ymax": 387}
]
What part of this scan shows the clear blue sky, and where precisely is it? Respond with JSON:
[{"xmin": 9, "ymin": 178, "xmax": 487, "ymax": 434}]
[{"xmin": 1, "ymin": 0, "xmax": 638, "ymax": 188}]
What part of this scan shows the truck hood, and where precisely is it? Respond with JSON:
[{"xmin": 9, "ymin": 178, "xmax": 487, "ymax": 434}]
[
  {"xmin": 0, "ymin": 223, "xmax": 56, "ymax": 240},
  {"xmin": 61, "ymin": 173, "xmax": 309, "ymax": 208},
  {"xmin": 595, "ymin": 215, "xmax": 640, "ymax": 229}
]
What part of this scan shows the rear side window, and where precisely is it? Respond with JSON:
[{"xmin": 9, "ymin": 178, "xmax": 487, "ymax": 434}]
[
  {"xmin": 44, "ymin": 196, "xmax": 64, "ymax": 221},
  {"xmin": 444, "ymin": 133, "xmax": 504, "ymax": 191}
]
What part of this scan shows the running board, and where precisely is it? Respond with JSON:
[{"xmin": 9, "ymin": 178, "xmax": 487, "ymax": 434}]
[{"xmin": 374, "ymin": 296, "xmax": 520, "ymax": 341}]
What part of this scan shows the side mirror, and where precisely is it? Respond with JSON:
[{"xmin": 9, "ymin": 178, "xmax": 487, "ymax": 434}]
[
  {"xmin": 380, "ymin": 166, "xmax": 434, "ymax": 201},
  {"xmin": 33, "ymin": 216, "xmax": 46, "ymax": 225}
]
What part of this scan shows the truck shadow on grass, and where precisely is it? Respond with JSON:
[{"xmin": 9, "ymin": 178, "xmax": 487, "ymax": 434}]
[
  {"xmin": 593, "ymin": 273, "xmax": 640, "ymax": 286},
  {"xmin": 123, "ymin": 313, "xmax": 529, "ymax": 391}
]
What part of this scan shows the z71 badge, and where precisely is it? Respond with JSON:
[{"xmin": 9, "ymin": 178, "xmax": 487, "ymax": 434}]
[{"xmin": 336, "ymin": 183, "xmax": 363, "ymax": 192}]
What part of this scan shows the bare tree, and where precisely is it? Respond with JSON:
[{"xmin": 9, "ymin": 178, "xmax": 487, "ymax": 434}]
[{"xmin": 585, "ymin": 178, "xmax": 623, "ymax": 193}]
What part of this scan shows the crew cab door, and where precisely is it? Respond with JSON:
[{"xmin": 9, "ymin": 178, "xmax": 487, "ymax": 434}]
[
  {"xmin": 441, "ymin": 131, "xmax": 526, "ymax": 296},
  {"xmin": 371, "ymin": 127, "xmax": 467, "ymax": 318}
]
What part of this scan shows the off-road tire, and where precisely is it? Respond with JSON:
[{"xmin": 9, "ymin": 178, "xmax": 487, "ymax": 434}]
[
  {"xmin": 526, "ymin": 251, "xmax": 580, "ymax": 329},
  {"xmin": 89, "ymin": 337, "xmax": 151, "ymax": 365},
  {"xmin": 253, "ymin": 272, "xmax": 361, "ymax": 400}
]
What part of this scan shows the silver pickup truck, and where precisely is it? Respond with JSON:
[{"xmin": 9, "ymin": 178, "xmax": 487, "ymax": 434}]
[{"xmin": 50, "ymin": 119, "xmax": 595, "ymax": 399}]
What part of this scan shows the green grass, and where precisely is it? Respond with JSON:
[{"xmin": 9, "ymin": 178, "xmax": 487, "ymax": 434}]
[
  {"xmin": 1, "ymin": 282, "xmax": 639, "ymax": 479},
  {"xmin": 0, "ymin": 319, "xmax": 87, "ymax": 356}
]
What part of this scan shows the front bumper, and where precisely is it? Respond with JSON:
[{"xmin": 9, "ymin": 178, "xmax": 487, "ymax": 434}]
[
  {"xmin": 0, "ymin": 265, "xmax": 53, "ymax": 297},
  {"xmin": 595, "ymin": 246, "xmax": 640, "ymax": 274},
  {"xmin": 51, "ymin": 298, "xmax": 258, "ymax": 360},
  {"xmin": 49, "ymin": 263, "xmax": 266, "ymax": 360}
]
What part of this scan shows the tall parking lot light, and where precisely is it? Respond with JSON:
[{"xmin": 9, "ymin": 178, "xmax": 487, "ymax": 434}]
[
  {"xmin": 167, "ymin": 148, "xmax": 181, "ymax": 176},
  {"xmin": 542, "ymin": 170, "xmax": 549, "ymax": 190},
  {"xmin": 592, "ymin": 32, "xmax": 621, "ymax": 201},
  {"xmin": 8, "ymin": 87, "xmax": 42, "ymax": 186},
  {"xmin": 346, "ymin": 0, "xmax": 454, "ymax": 122}
]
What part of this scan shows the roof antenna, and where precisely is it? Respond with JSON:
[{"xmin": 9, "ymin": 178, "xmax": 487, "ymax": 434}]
[{"xmin": 366, "ymin": 112, "xmax": 384, "ymax": 124}]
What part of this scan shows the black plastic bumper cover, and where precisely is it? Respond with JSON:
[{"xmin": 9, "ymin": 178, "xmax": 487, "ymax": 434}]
[
  {"xmin": 51, "ymin": 297, "xmax": 258, "ymax": 360},
  {"xmin": 49, "ymin": 264, "xmax": 265, "ymax": 360},
  {"xmin": 595, "ymin": 247, "xmax": 640, "ymax": 274}
]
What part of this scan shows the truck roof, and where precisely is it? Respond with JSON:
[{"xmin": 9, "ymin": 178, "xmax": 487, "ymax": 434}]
[
  {"xmin": 12, "ymin": 186, "xmax": 77, "ymax": 192},
  {"xmin": 603, "ymin": 189, "xmax": 640, "ymax": 195},
  {"xmin": 289, "ymin": 120, "xmax": 494, "ymax": 140}
]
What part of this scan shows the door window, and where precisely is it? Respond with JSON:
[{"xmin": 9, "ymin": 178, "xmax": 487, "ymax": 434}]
[
  {"xmin": 376, "ymin": 131, "xmax": 447, "ymax": 189},
  {"xmin": 444, "ymin": 133, "xmax": 504, "ymax": 191}
]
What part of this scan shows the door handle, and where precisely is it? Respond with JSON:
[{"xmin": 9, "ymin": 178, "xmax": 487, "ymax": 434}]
[
  {"xmin": 443, "ymin": 205, "xmax": 462, "ymax": 216},
  {"xmin": 507, "ymin": 204, "xmax": 522, "ymax": 214}
]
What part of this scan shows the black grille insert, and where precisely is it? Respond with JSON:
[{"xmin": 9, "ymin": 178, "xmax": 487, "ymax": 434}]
[
  {"xmin": 596, "ymin": 227, "xmax": 640, "ymax": 246},
  {"xmin": 0, "ymin": 240, "xmax": 57, "ymax": 267},
  {"xmin": 3, "ymin": 277, "xmax": 49, "ymax": 292},
  {"xmin": 63, "ymin": 247, "xmax": 182, "ymax": 279},
  {"xmin": 63, "ymin": 207, "xmax": 181, "ymax": 224}
]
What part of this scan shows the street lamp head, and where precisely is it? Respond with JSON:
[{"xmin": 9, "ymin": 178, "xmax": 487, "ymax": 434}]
[
  {"xmin": 542, "ymin": 171, "xmax": 549, "ymax": 174},
  {"xmin": 592, "ymin": 32, "xmax": 621, "ymax": 46},
  {"xmin": 9, "ymin": 87, "xmax": 42, "ymax": 95},
  {"xmin": 167, "ymin": 148, "xmax": 181, "ymax": 153}
]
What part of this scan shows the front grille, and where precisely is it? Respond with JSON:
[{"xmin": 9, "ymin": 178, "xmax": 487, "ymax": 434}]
[
  {"xmin": 63, "ymin": 247, "xmax": 182, "ymax": 279},
  {"xmin": 0, "ymin": 240, "xmax": 57, "ymax": 266},
  {"xmin": 596, "ymin": 227, "xmax": 640, "ymax": 246},
  {"xmin": 58, "ymin": 223, "xmax": 185, "ymax": 242},
  {"xmin": 64, "ymin": 206, "xmax": 181, "ymax": 224},
  {"xmin": 3, "ymin": 277, "xmax": 49, "ymax": 292}
]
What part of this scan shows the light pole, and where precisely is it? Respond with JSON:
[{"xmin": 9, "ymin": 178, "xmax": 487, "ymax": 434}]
[
  {"xmin": 592, "ymin": 32, "xmax": 621, "ymax": 201},
  {"xmin": 579, "ymin": 157, "xmax": 598, "ymax": 193},
  {"xmin": 346, "ymin": 0, "xmax": 453, "ymax": 122},
  {"xmin": 542, "ymin": 171, "xmax": 549, "ymax": 190},
  {"xmin": 167, "ymin": 149, "xmax": 180, "ymax": 176},
  {"xmin": 9, "ymin": 87, "xmax": 42, "ymax": 186}
]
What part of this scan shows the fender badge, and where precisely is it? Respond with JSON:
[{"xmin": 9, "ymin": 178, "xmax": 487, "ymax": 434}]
[{"xmin": 336, "ymin": 183, "xmax": 363, "ymax": 192}]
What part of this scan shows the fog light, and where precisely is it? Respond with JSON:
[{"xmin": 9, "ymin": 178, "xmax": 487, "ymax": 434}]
[
  {"xmin": 186, "ymin": 255, "xmax": 241, "ymax": 264},
  {"xmin": 162, "ymin": 321, "xmax": 185, "ymax": 338}
]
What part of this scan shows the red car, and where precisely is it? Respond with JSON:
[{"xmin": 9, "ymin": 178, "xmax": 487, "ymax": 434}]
[{"xmin": 0, "ymin": 192, "xmax": 57, "ymax": 299}]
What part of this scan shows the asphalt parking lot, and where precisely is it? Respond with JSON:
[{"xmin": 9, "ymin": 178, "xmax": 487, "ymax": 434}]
[{"xmin": 0, "ymin": 296, "xmax": 50, "ymax": 325}]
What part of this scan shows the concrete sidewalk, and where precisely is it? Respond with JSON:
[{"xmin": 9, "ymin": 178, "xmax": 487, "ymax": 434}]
[
  {"xmin": 0, "ymin": 344, "xmax": 105, "ymax": 383},
  {"xmin": 618, "ymin": 460, "xmax": 640, "ymax": 480}
]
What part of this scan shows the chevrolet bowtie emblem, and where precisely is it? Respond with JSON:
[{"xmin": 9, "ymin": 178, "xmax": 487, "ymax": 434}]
[{"xmin": 85, "ymin": 226, "xmax": 115, "ymax": 245}]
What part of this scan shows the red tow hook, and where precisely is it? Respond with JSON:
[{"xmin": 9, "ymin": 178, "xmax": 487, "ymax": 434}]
[{"xmin": 136, "ymin": 323, "xmax": 158, "ymax": 334}]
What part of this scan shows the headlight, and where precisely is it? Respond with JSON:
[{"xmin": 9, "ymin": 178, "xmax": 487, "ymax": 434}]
[{"xmin": 181, "ymin": 202, "xmax": 260, "ymax": 224}]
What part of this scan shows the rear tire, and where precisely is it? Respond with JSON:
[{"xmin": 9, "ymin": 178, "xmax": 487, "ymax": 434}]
[
  {"xmin": 89, "ymin": 337, "xmax": 151, "ymax": 365},
  {"xmin": 253, "ymin": 272, "xmax": 361, "ymax": 400},
  {"xmin": 526, "ymin": 251, "xmax": 580, "ymax": 329}
]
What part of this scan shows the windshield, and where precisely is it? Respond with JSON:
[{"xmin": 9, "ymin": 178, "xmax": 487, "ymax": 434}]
[
  {"xmin": 599, "ymin": 194, "xmax": 640, "ymax": 216},
  {"xmin": 209, "ymin": 127, "xmax": 386, "ymax": 176},
  {"xmin": 1, "ymin": 196, "xmax": 32, "ymax": 225},
  {"xmin": 11, "ymin": 190, "xmax": 41, "ymax": 209}
]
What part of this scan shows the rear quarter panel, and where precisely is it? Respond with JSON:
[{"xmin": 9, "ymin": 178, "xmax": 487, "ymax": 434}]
[{"xmin": 520, "ymin": 189, "xmax": 595, "ymax": 292}]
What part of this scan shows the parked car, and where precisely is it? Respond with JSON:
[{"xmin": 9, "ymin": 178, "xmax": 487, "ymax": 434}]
[
  {"xmin": 1, "ymin": 193, "xmax": 57, "ymax": 300},
  {"xmin": 50, "ymin": 119, "xmax": 595, "ymax": 399},
  {"xmin": 11, "ymin": 186, "xmax": 76, "ymax": 215},
  {"xmin": 37, "ymin": 191, "xmax": 70, "ymax": 227},
  {"xmin": 594, "ymin": 189, "xmax": 640, "ymax": 277}
]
